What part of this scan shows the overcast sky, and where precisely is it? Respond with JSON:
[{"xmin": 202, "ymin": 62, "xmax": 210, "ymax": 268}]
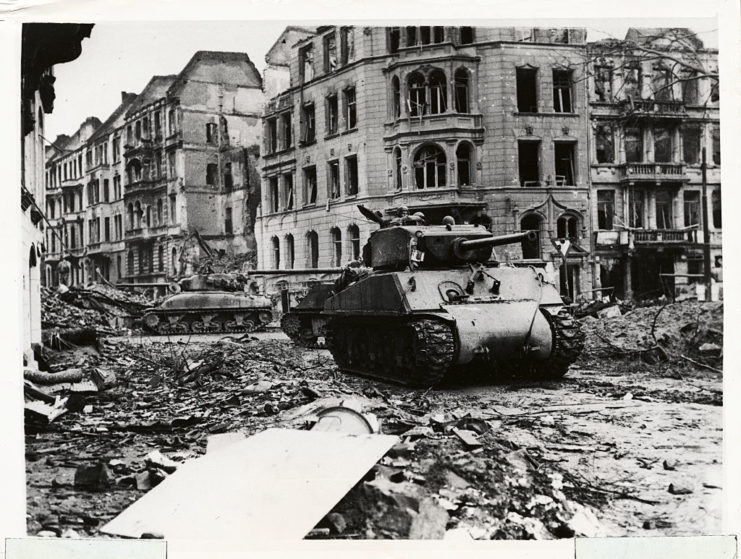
[{"xmin": 45, "ymin": 20, "xmax": 718, "ymax": 141}]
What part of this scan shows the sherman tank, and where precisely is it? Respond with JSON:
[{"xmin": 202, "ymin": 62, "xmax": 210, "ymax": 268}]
[
  {"xmin": 141, "ymin": 273, "xmax": 273, "ymax": 335},
  {"xmin": 306, "ymin": 206, "xmax": 584, "ymax": 387}
]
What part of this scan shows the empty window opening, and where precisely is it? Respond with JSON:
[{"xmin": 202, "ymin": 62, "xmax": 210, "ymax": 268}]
[
  {"xmin": 653, "ymin": 126, "xmax": 672, "ymax": 163},
  {"xmin": 206, "ymin": 123, "xmax": 217, "ymax": 144},
  {"xmin": 345, "ymin": 155, "xmax": 358, "ymax": 195},
  {"xmin": 652, "ymin": 66, "xmax": 673, "ymax": 101},
  {"xmin": 554, "ymin": 142, "xmax": 576, "ymax": 185},
  {"xmin": 712, "ymin": 190, "xmax": 722, "ymax": 228},
  {"xmin": 454, "ymin": 69, "xmax": 469, "ymax": 113},
  {"xmin": 389, "ymin": 27, "xmax": 401, "ymax": 53},
  {"xmin": 629, "ymin": 190, "xmax": 644, "ymax": 228},
  {"xmin": 307, "ymin": 231, "xmax": 319, "ymax": 268},
  {"xmin": 269, "ymin": 177, "xmax": 279, "ymax": 212},
  {"xmin": 267, "ymin": 118, "xmax": 277, "ymax": 153},
  {"xmin": 326, "ymin": 94, "xmax": 339, "ymax": 134},
  {"xmin": 556, "ymin": 214, "xmax": 579, "ymax": 239},
  {"xmin": 622, "ymin": 64, "xmax": 641, "ymax": 101},
  {"xmin": 655, "ymin": 190, "xmax": 674, "ymax": 229},
  {"xmin": 392, "ymin": 76, "xmax": 401, "ymax": 119},
  {"xmin": 285, "ymin": 235, "xmax": 295, "ymax": 269},
  {"xmin": 281, "ymin": 113, "xmax": 292, "ymax": 149},
  {"xmin": 394, "ymin": 147, "xmax": 403, "ymax": 190},
  {"xmin": 283, "ymin": 173, "xmax": 294, "ymax": 210},
  {"xmin": 683, "ymin": 126, "xmax": 701, "ymax": 164},
  {"xmin": 347, "ymin": 225, "xmax": 360, "ymax": 260},
  {"xmin": 460, "ymin": 27, "xmax": 474, "ymax": 44},
  {"xmin": 520, "ymin": 214, "xmax": 542, "ymax": 259},
  {"xmin": 456, "ymin": 143, "xmax": 473, "ymax": 186},
  {"xmin": 408, "ymin": 72, "xmax": 426, "ymax": 116},
  {"xmin": 304, "ymin": 166, "xmax": 317, "ymax": 204},
  {"xmin": 420, "ymin": 27, "xmax": 431, "ymax": 45},
  {"xmin": 595, "ymin": 124, "xmax": 614, "ymax": 163},
  {"xmin": 225, "ymin": 207, "xmax": 233, "ymax": 235},
  {"xmin": 712, "ymin": 126, "xmax": 720, "ymax": 165},
  {"xmin": 414, "ymin": 145, "xmax": 447, "ymax": 188},
  {"xmin": 594, "ymin": 66, "xmax": 613, "ymax": 102},
  {"xmin": 171, "ymin": 248, "xmax": 177, "ymax": 274},
  {"xmin": 300, "ymin": 45, "xmax": 314, "ymax": 82},
  {"xmin": 516, "ymin": 68, "xmax": 538, "ymax": 112},
  {"xmin": 330, "ymin": 227, "xmax": 342, "ymax": 266},
  {"xmin": 681, "ymin": 72, "xmax": 699, "ymax": 104},
  {"xmin": 553, "ymin": 69, "xmax": 573, "ymax": 112},
  {"xmin": 340, "ymin": 27, "xmax": 355, "ymax": 65},
  {"xmin": 625, "ymin": 128, "xmax": 643, "ymax": 163},
  {"xmin": 432, "ymin": 27, "xmax": 445, "ymax": 43},
  {"xmin": 271, "ymin": 236, "xmax": 280, "ymax": 269},
  {"xmin": 206, "ymin": 163, "xmax": 218, "ymax": 186},
  {"xmin": 406, "ymin": 27, "xmax": 418, "ymax": 46},
  {"xmin": 684, "ymin": 191, "xmax": 701, "ymax": 227},
  {"xmin": 224, "ymin": 162, "xmax": 233, "ymax": 190},
  {"xmin": 328, "ymin": 160, "xmax": 340, "ymax": 199},
  {"xmin": 428, "ymin": 70, "xmax": 447, "ymax": 114},
  {"xmin": 302, "ymin": 104, "xmax": 316, "ymax": 144},
  {"xmin": 518, "ymin": 141, "xmax": 540, "ymax": 186},
  {"xmin": 597, "ymin": 191, "xmax": 615, "ymax": 230},
  {"xmin": 324, "ymin": 33, "xmax": 337, "ymax": 73},
  {"xmin": 344, "ymin": 87, "xmax": 357, "ymax": 129}
]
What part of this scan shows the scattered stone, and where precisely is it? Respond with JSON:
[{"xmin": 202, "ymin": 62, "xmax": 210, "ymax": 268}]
[
  {"xmin": 668, "ymin": 483, "xmax": 693, "ymax": 495},
  {"xmin": 74, "ymin": 462, "xmax": 113, "ymax": 490},
  {"xmin": 325, "ymin": 512, "xmax": 347, "ymax": 535},
  {"xmin": 698, "ymin": 343, "xmax": 722, "ymax": 357},
  {"xmin": 451, "ymin": 428, "xmax": 482, "ymax": 449},
  {"xmin": 36, "ymin": 530, "xmax": 59, "ymax": 538},
  {"xmin": 663, "ymin": 459, "xmax": 678, "ymax": 471}
]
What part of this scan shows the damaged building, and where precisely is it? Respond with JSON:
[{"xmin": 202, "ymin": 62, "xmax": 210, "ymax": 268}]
[
  {"xmin": 588, "ymin": 28, "xmax": 721, "ymax": 300},
  {"xmin": 44, "ymin": 51, "xmax": 264, "ymax": 292},
  {"xmin": 254, "ymin": 26, "xmax": 594, "ymax": 298}
]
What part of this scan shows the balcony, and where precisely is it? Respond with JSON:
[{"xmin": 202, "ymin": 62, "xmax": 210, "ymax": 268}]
[
  {"xmin": 123, "ymin": 138, "xmax": 155, "ymax": 156},
  {"xmin": 618, "ymin": 98, "xmax": 686, "ymax": 119},
  {"xmin": 124, "ymin": 178, "xmax": 155, "ymax": 194},
  {"xmin": 620, "ymin": 162, "xmax": 686, "ymax": 184},
  {"xmin": 595, "ymin": 228, "xmax": 697, "ymax": 248},
  {"xmin": 384, "ymin": 113, "xmax": 484, "ymax": 143},
  {"xmin": 125, "ymin": 224, "xmax": 169, "ymax": 240}
]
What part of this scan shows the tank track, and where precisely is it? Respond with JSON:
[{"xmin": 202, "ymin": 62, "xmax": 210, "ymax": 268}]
[
  {"xmin": 280, "ymin": 313, "xmax": 325, "ymax": 349},
  {"xmin": 141, "ymin": 310, "xmax": 268, "ymax": 336},
  {"xmin": 326, "ymin": 316, "xmax": 456, "ymax": 388},
  {"xmin": 532, "ymin": 307, "xmax": 584, "ymax": 379}
]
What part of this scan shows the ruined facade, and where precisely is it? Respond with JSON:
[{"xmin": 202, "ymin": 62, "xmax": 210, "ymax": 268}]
[
  {"xmin": 254, "ymin": 26, "xmax": 594, "ymax": 298},
  {"xmin": 587, "ymin": 29, "xmax": 721, "ymax": 299},
  {"xmin": 44, "ymin": 51, "xmax": 264, "ymax": 291}
]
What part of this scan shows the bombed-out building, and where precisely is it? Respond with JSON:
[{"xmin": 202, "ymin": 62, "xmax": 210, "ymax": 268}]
[
  {"xmin": 587, "ymin": 28, "xmax": 721, "ymax": 300},
  {"xmin": 254, "ymin": 26, "xmax": 594, "ymax": 298}
]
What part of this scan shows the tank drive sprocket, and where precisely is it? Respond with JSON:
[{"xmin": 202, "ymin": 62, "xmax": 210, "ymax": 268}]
[
  {"xmin": 532, "ymin": 307, "xmax": 584, "ymax": 379},
  {"xmin": 326, "ymin": 316, "xmax": 456, "ymax": 387},
  {"xmin": 280, "ymin": 313, "xmax": 322, "ymax": 348}
]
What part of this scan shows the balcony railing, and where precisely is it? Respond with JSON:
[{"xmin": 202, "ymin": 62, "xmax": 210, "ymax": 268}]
[
  {"xmin": 621, "ymin": 162, "xmax": 686, "ymax": 182},
  {"xmin": 633, "ymin": 229, "xmax": 697, "ymax": 244},
  {"xmin": 619, "ymin": 98, "xmax": 686, "ymax": 118}
]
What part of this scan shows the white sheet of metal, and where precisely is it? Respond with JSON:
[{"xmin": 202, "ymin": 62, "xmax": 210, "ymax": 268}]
[{"xmin": 101, "ymin": 429, "xmax": 398, "ymax": 542}]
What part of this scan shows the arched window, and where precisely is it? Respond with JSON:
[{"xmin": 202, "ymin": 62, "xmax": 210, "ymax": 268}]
[
  {"xmin": 392, "ymin": 76, "xmax": 401, "ymax": 119},
  {"xmin": 171, "ymin": 247, "xmax": 178, "ymax": 275},
  {"xmin": 394, "ymin": 147, "xmax": 403, "ymax": 190},
  {"xmin": 157, "ymin": 199, "xmax": 163, "ymax": 225},
  {"xmin": 127, "ymin": 251, "xmax": 134, "ymax": 276},
  {"xmin": 428, "ymin": 70, "xmax": 447, "ymax": 114},
  {"xmin": 454, "ymin": 68, "xmax": 470, "ymax": 113},
  {"xmin": 158, "ymin": 245, "xmax": 164, "ymax": 271},
  {"xmin": 557, "ymin": 214, "xmax": 579, "ymax": 240},
  {"xmin": 127, "ymin": 203, "xmax": 134, "ymax": 230},
  {"xmin": 456, "ymin": 142, "xmax": 473, "ymax": 186},
  {"xmin": 146, "ymin": 206, "xmax": 152, "ymax": 227},
  {"xmin": 285, "ymin": 234, "xmax": 295, "ymax": 269},
  {"xmin": 134, "ymin": 202, "xmax": 142, "ymax": 229},
  {"xmin": 330, "ymin": 227, "xmax": 342, "ymax": 266},
  {"xmin": 271, "ymin": 236, "xmax": 280, "ymax": 270},
  {"xmin": 408, "ymin": 72, "xmax": 425, "ymax": 117},
  {"xmin": 307, "ymin": 231, "xmax": 319, "ymax": 268},
  {"xmin": 521, "ymin": 214, "xmax": 543, "ymax": 259},
  {"xmin": 414, "ymin": 145, "xmax": 447, "ymax": 189},
  {"xmin": 347, "ymin": 225, "xmax": 360, "ymax": 261}
]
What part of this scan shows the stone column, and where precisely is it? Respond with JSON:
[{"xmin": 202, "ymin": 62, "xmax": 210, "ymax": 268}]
[{"xmin": 623, "ymin": 254, "xmax": 633, "ymax": 299}]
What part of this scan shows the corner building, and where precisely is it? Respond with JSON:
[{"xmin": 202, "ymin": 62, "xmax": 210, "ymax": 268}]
[{"xmin": 256, "ymin": 26, "xmax": 593, "ymax": 297}]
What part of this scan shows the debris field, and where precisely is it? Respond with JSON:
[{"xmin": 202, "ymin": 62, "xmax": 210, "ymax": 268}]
[{"xmin": 25, "ymin": 296, "xmax": 723, "ymax": 540}]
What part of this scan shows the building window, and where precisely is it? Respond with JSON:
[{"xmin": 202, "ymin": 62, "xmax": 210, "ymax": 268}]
[
  {"xmin": 271, "ymin": 236, "xmax": 280, "ymax": 270},
  {"xmin": 553, "ymin": 69, "xmax": 573, "ymax": 112},
  {"xmin": 283, "ymin": 173, "xmax": 294, "ymax": 210},
  {"xmin": 557, "ymin": 214, "xmax": 579, "ymax": 240},
  {"xmin": 623, "ymin": 64, "xmax": 641, "ymax": 100},
  {"xmin": 388, "ymin": 27, "xmax": 400, "ymax": 53},
  {"xmin": 326, "ymin": 94, "xmax": 339, "ymax": 134},
  {"xmin": 328, "ymin": 160, "xmax": 340, "ymax": 199},
  {"xmin": 394, "ymin": 147, "xmax": 402, "ymax": 190},
  {"xmin": 712, "ymin": 190, "xmax": 722, "ymax": 228},
  {"xmin": 158, "ymin": 245, "xmax": 164, "ymax": 271},
  {"xmin": 345, "ymin": 155, "xmax": 358, "ymax": 195},
  {"xmin": 135, "ymin": 121, "xmax": 142, "ymax": 141},
  {"xmin": 520, "ymin": 214, "xmax": 542, "ymax": 259},
  {"xmin": 594, "ymin": 66, "xmax": 612, "ymax": 102},
  {"xmin": 712, "ymin": 125, "xmax": 721, "ymax": 165},
  {"xmin": 169, "ymin": 195, "xmax": 177, "ymax": 224},
  {"xmin": 146, "ymin": 206, "xmax": 152, "ymax": 228},
  {"xmin": 224, "ymin": 162, "xmax": 233, "ymax": 190},
  {"xmin": 595, "ymin": 124, "xmax": 614, "ymax": 164},
  {"xmin": 300, "ymin": 45, "xmax": 314, "ymax": 82},
  {"xmin": 304, "ymin": 166, "xmax": 317, "ymax": 204},
  {"xmin": 684, "ymin": 191, "xmax": 701, "ymax": 227},
  {"xmin": 652, "ymin": 65, "xmax": 673, "ymax": 101},
  {"xmin": 347, "ymin": 224, "xmax": 360, "ymax": 260},
  {"xmin": 428, "ymin": 70, "xmax": 447, "ymax": 114},
  {"xmin": 323, "ymin": 32, "xmax": 337, "ymax": 73},
  {"xmin": 285, "ymin": 234, "xmax": 295, "ymax": 269},
  {"xmin": 171, "ymin": 247, "xmax": 178, "ymax": 275},
  {"xmin": 340, "ymin": 27, "xmax": 355, "ymax": 65},
  {"xmin": 225, "ymin": 207, "xmax": 233, "ymax": 235},
  {"xmin": 206, "ymin": 122, "xmax": 217, "ymax": 144},
  {"xmin": 406, "ymin": 26, "xmax": 418, "ymax": 46},
  {"xmin": 460, "ymin": 27, "xmax": 474, "ymax": 44},
  {"xmin": 344, "ymin": 87, "xmax": 357, "ymax": 129},
  {"xmin": 127, "ymin": 251, "xmax": 134, "ymax": 276},
  {"xmin": 269, "ymin": 176, "xmax": 279, "ymax": 212},
  {"xmin": 330, "ymin": 227, "xmax": 342, "ymax": 266},
  {"xmin": 267, "ymin": 117, "xmax": 277, "ymax": 153},
  {"xmin": 518, "ymin": 141, "xmax": 540, "ymax": 186},
  {"xmin": 456, "ymin": 142, "xmax": 473, "ymax": 186},
  {"xmin": 597, "ymin": 191, "xmax": 615, "ymax": 230},
  {"xmin": 683, "ymin": 125, "xmax": 701, "ymax": 164},
  {"xmin": 392, "ymin": 76, "xmax": 401, "ymax": 119},
  {"xmin": 451, "ymin": 71, "xmax": 469, "ymax": 118},
  {"xmin": 157, "ymin": 198, "xmax": 163, "ymax": 224},
  {"xmin": 104, "ymin": 217, "xmax": 110, "ymax": 242},
  {"xmin": 629, "ymin": 190, "xmax": 644, "ymax": 228},
  {"xmin": 654, "ymin": 126, "xmax": 672, "ymax": 163},
  {"xmin": 681, "ymin": 71, "xmax": 699, "ymax": 104},
  {"xmin": 655, "ymin": 190, "xmax": 674, "ymax": 229},
  {"xmin": 281, "ymin": 112, "xmax": 292, "ymax": 149},
  {"xmin": 408, "ymin": 72, "xmax": 426, "ymax": 116},
  {"xmin": 127, "ymin": 203, "xmax": 134, "ymax": 230},
  {"xmin": 301, "ymin": 103, "xmax": 316, "ymax": 144},
  {"xmin": 625, "ymin": 128, "xmax": 643, "ymax": 163},
  {"xmin": 554, "ymin": 142, "xmax": 576, "ymax": 185},
  {"xmin": 307, "ymin": 231, "xmax": 319, "ymax": 268},
  {"xmin": 516, "ymin": 67, "xmax": 538, "ymax": 113},
  {"xmin": 103, "ymin": 179, "xmax": 110, "ymax": 202},
  {"xmin": 206, "ymin": 163, "xmax": 218, "ymax": 186},
  {"xmin": 414, "ymin": 145, "xmax": 447, "ymax": 189}
]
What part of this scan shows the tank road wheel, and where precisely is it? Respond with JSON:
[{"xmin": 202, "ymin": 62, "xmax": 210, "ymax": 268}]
[
  {"xmin": 281, "ymin": 313, "xmax": 302, "ymax": 342},
  {"xmin": 143, "ymin": 312, "xmax": 160, "ymax": 333},
  {"xmin": 532, "ymin": 308, "xmax": 585, "ymax": 380},
  {"xmin": 191, "ymin": 314, "xmax": 222, "ymax": 334}
]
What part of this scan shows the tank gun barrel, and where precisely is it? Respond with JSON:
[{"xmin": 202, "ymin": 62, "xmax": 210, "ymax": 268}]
[{"xmin": 456, "ymin": 230, "xmax": 536, "ymax": 252}]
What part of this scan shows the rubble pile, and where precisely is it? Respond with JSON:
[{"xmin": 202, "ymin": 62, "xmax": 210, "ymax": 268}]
[{"xmin": 579, "ymin": 301, "xmax": 723, "ymax": 370}]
